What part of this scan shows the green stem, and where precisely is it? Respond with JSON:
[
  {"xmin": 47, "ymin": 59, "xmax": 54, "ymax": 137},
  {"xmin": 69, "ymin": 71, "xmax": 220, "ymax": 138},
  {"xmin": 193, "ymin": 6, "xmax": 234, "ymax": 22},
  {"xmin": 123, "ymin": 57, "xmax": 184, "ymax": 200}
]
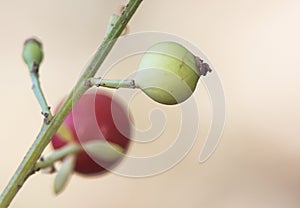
[
  {"xmin": 35, "ymin": 140, "xmax": 125, "ymax": 172},
  {"xmin": 87, "ymin": 77, "xmax": 137, "ymax": 89},
  {"xmin": 30, "ymin": 72, "xmax": 53, "ymax": 124},
  {"xmin": 0, "ymin": 1, "xmax": 143, "ymax": 207},
  {"xmin": 34, "ymin": 143, "xmax": 81, "ymax": 171},
  {"xmin": 106, "ymin": 14, "xmax": 120, "ymax": 37}
]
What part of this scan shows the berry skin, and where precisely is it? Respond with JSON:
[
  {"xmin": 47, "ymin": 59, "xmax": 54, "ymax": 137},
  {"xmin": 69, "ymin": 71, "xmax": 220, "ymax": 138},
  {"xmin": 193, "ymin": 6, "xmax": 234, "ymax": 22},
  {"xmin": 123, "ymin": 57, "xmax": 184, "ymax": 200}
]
[
  {"xmin": 135, "ymin": 41, "xmax": 212, "ymax": 105},
  {"xmin": 51, "ymin": 90, "xmax": 131, "ymax": 175}
]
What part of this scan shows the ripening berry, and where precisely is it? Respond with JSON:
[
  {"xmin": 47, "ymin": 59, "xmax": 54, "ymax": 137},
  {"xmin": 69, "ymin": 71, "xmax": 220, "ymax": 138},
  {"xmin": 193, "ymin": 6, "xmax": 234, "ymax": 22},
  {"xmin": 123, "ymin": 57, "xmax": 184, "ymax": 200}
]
[{"xmin": 51, "ymin": 90, "xmax": 131, "ymax": 175}]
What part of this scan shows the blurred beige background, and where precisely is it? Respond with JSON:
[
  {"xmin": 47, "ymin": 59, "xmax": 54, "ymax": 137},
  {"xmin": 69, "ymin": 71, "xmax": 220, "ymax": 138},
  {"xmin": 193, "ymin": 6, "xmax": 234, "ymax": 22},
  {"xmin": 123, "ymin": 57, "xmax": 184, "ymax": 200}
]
[{"xmin": 1, "ymin": 0, "xmax": 300, "ymax": 207}]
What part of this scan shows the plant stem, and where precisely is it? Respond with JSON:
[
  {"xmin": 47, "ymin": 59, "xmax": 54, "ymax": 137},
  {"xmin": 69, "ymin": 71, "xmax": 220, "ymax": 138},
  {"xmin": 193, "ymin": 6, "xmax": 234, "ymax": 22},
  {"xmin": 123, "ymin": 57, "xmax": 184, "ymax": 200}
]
[
  {"xmin": 30, "ymin": 71, "xmax": 53, "ymax": 124},
  {"xmin": 106, "ymin": 14, "xmax": 120, "ymax": 36},
  {"xmin": 34, "ymin": 143, "xmax": 81, "ymax": 171},
  {"xmin": 34, "ymin": 139, "xmax": 124, "ymax": 171},
  {"xmin": 87, "ymin": 77, "xmax": 137, "ymax": 89},
  {"xmin": 0, "ymin": 0, "xmax": 143, "ymax": 207}
]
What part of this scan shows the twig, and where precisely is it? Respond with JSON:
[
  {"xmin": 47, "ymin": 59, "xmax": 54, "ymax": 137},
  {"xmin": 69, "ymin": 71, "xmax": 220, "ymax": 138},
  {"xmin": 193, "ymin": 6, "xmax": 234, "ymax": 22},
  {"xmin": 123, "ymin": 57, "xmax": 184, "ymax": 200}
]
[
  {"xmin": 34, "ymin": 139, "xmax": 125, "ymax": 173},
  {"xmin": 30, "ymin": 71, "xmax": 53, "ymax": 124},
  {"xmin": 34, "ymin": 143, "xmax": 81, "ymax": 171},
  {"xmin": 86, "ymin": 77, "xmax": 137, "ymax": 89},
  {"xmin": 23, "ymin": 39, "xmax": 53, "ymax": 124},
  {"xmin": 106, "ymin": 14, "xmax": 120, "ymax": 37},
  {"xmin": 0, "ymin": 0, "xmax": 143, "ymax": 207}
]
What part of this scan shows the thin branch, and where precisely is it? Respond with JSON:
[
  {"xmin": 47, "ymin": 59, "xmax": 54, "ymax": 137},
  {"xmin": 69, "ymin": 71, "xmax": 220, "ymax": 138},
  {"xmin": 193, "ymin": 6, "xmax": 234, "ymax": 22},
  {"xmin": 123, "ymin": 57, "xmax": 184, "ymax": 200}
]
[
  {"xmin": 106, "ymin": 14, "xmax": 120, "ymax": 36},
  {"xmin": 30, "ymin": 71, "xmax": 53, "ymax": 124},
  {"xmin": 0, "ymin": 0, "xmax": 143, "ymax": 207},
  {"xmin": 23, "ymin": 38, "xmax": 53, "ymax": 124},
  {"xmin": 34, "ymin": 143, "xmax": 81, "ymax": 171},
  {"xmin": 34, "ymin": 139, "xmax": 125, "ymax": 174},
  {"xmin": 86, "ymin": 77, "xmax": 137, "ymax": 89}
]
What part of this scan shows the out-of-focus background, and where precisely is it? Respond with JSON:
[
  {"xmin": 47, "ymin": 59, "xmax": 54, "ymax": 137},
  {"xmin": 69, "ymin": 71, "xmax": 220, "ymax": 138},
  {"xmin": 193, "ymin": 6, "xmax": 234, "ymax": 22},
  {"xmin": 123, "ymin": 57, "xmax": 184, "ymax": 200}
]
[{"xmin": 1, "ymin": 0, "xmax": 300, "ymax": 207}]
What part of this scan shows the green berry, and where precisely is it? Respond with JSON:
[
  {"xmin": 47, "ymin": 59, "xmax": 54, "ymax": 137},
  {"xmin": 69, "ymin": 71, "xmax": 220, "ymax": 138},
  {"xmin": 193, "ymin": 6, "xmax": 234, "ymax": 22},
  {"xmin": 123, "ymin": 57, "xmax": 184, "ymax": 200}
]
[
  {"xmin": 22, "ymin": 38, "xmax": 44, "ymax": 72},
  {"xmin": 135, "ymin": 41, "xmax": 212, "ymax": 105}
]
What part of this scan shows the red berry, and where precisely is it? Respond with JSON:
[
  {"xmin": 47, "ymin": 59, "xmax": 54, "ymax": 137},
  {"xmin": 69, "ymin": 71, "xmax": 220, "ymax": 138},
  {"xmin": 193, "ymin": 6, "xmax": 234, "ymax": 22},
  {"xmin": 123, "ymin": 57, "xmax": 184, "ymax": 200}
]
[{"xmin": 51, "ymin": 90, "xmax": 131, "ymax": 175}]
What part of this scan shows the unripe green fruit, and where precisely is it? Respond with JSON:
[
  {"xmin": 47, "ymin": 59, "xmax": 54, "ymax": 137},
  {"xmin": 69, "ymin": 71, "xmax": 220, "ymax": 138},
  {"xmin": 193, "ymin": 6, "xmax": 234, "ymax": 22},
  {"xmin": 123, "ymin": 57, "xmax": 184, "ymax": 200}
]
[
  {"xmin": 135, "ymin": 41, "xmax": 211, "ymax": 105},
  {"xmin": 22, "ymin": 38, "xmax": 43, "ymax": 71}
]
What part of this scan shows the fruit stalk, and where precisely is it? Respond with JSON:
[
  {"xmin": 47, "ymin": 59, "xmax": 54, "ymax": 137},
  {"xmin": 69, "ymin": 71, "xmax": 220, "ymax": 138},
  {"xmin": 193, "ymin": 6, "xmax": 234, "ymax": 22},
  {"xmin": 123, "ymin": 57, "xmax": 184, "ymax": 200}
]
[
  {"xmin": 30, "ymin": 71, "xmax": 53, "ymax": 124},
  {"xmin": 23, "ymin": 38, "xmax": 53, "ymax": 124},
  {"xmin": 34, "ymin": 143, "xmax": 81, "ymax": 171},
  {"xmin": 86, "ymin": 77, "xmax": 137, "ymax": 89},
  {"xmin": 0, "ymin": 0, "xmax": 143, "ymax": 207}
]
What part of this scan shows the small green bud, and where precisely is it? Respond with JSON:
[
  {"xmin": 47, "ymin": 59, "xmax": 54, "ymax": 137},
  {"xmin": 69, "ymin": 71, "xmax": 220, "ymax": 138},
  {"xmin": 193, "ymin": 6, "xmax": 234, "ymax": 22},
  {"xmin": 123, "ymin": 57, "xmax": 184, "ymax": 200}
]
[
  {"xmin": 22, "ymin": 38, "xmax": 43, "ymax": 72},
  {"xmin": 135, "ymin": 41, "xmax": 212, "ymax": 105}
]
